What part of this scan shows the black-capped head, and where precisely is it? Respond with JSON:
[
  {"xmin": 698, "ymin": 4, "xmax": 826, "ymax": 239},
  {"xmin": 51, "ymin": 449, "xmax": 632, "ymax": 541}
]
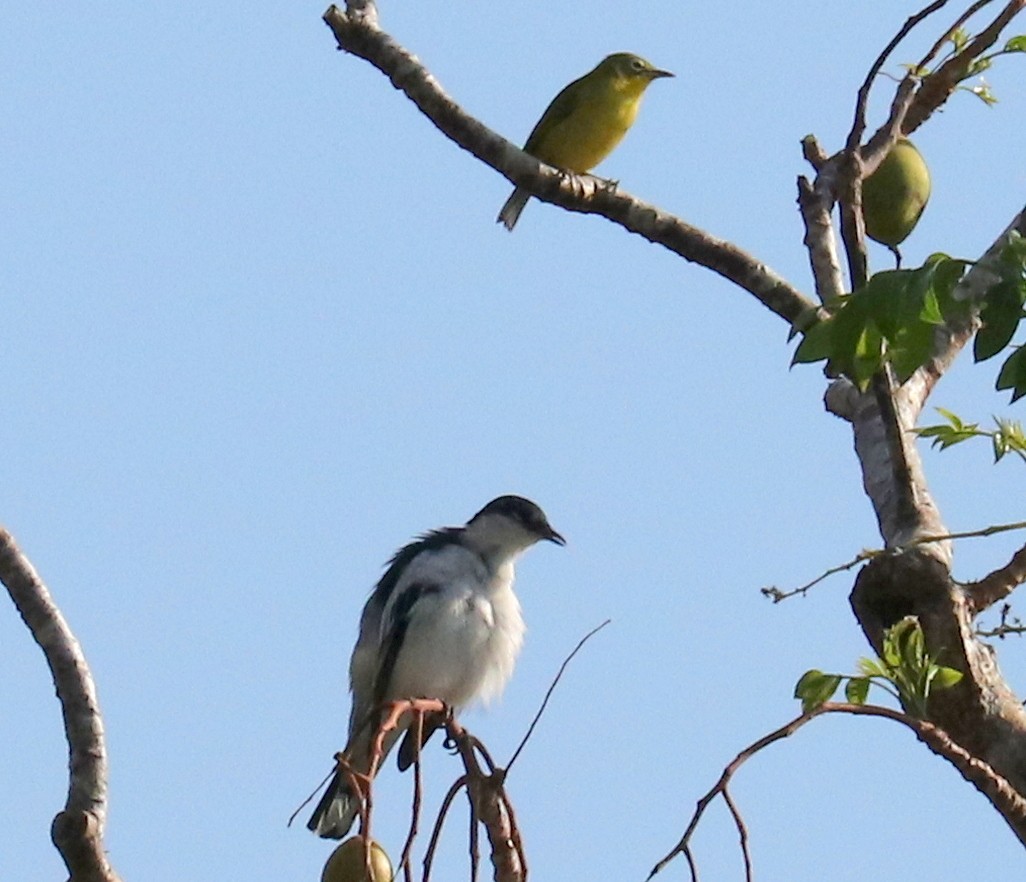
[{"xmin": 465, "ymin": 495, "xmax": 565, "ymax": 556}]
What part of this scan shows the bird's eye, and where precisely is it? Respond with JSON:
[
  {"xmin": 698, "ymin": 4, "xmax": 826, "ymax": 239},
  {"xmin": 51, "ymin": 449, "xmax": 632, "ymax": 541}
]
[{"xmin": 631, "ymin": 59, "xmax": 644, "ymax": 71}]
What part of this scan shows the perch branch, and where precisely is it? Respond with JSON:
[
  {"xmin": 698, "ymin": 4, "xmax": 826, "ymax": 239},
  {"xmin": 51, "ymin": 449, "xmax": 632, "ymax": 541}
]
[{"xmin": 321, "ymin": 2, "xmax": 815, "ymax": 325}]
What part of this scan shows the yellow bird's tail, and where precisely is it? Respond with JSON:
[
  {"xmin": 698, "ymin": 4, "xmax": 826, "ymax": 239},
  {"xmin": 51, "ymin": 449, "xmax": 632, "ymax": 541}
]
[{"xmin": 497, "ymin": 187, "xmax": 531, "ymax": 231}]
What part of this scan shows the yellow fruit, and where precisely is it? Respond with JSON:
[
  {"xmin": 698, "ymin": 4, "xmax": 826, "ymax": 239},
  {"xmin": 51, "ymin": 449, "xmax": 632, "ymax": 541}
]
[
  {"xmin": 320, "ymin": 836, "xmax": 393, "ymax": 882},
  {"xmin": 862, "ymin": 138, "xmax": 931, "ymax": 265}
]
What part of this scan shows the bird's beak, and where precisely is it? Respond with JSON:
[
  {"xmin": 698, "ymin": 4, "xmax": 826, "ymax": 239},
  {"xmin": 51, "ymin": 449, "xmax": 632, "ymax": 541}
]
[
  {"xmin": 547, "ymin": 529, "xmax": 567, "ymax": 547},
  {"xmin": 650, "ymin": 68, "xmax": 675, "ymax": 79}
]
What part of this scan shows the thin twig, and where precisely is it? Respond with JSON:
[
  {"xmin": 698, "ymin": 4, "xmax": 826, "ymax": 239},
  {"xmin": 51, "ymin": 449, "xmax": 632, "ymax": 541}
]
[
  {"xmin": 845, "ymin": 0, "xmax": 950, "ymax": 152},
  {"xmin": 287, "ymin": 765, "xmax": 339, "ymax": 827},
  {"xmin": 399, "ymin": 711, "xmax": 426, "ymax": 882},
  {"xmin": 468, "ymin": 787, "xmax": 480, "ymax": 882},
  {"xmin": 766, "ymin": 520, "xmax": 1026, "ymax": 602},
  {"xmin": 506, "ymin": 619, "xmax": 611, "ymax": 772},
  {"xmin": 721, "ymin": 785, "xmax": 753, "ymax": 882},
  {"xmin": 422, "ymin": 775, "xmax": 467, "ymax": 882},
  {"xmin": 917, "ymin": 0, "xmax": 998, "ymax": 71},
  {"xmin": 976, "ymin": 602, "xmax": 1026, "ymax": 638},
  {"xmin": 648, "ymin": 700, "xmax": 1026, "ymax": 880},
  {"xmin": 762, "ymin": 549, "xmax": 880, "ymax": 602}
]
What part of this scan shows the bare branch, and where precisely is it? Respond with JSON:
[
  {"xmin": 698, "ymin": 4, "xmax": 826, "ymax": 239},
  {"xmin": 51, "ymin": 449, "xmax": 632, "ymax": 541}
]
[
  {"xmin": 844, "ymin": 0, "xmax": 951, "ymax": 153},
  {"xmin": 320, "ymin": 3, "xmax": 815, "ymax": 325},
  {"xmin": 649, "ymin": 701, "xmax": 1026, "ymax": 880},
  {"xmin": 977, "ymin": 603, "xmax": 1026, "ymax": 639},
  {"xmin": 968, "ymin": 543, "xmax": 1026, "ymax": 613},
  {"xmin": 0, "ymin": 528, "xmax": 122, "ymax": 882},
  {"xmin": 762, "ymin": 548, "xmax": 880, "ymax": 602},
  {"xmin": 766, "ymin": 521, "xmax": 1026, "ymax": 603}
]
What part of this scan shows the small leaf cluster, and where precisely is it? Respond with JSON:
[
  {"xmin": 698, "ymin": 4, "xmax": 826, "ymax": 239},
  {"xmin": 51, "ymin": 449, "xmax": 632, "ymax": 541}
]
[
  {"xmin": 794, "ymin": 617, "xmax": 963, "ymax": 717},
  {"xmin": 947, "ymin": 31, "xmax": 1026, "ymax": 105},
  {"xmin": 916, "ymin": 408, "xmax": 1026, "ymax": 463},
  {"xmin": 793, "ymin": 233, "xmax": 1026, "ymax": 403},
  {"xmin": 792, "ymin": 254, "xmax": 970, "ymax": 389}
]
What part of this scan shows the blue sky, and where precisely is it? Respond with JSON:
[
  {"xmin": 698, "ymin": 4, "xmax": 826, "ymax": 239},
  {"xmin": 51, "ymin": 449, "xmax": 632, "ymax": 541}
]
[{"xmin": 3, "ymin": 1, "xmax": 1026, "ymax": 880}]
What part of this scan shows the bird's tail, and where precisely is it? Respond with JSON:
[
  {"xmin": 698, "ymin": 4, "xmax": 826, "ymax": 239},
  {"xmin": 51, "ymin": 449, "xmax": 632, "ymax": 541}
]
[
  {"xmin": 307, "ymin": 725, "xmax": 404, "ymax": 839},
  {"xmin": 306, "ymin": 765, "xmax": 360, "ymax": 839},
  {"xmin": 497, "ymin": 187, "xmax": 531, "ymax": 231}
]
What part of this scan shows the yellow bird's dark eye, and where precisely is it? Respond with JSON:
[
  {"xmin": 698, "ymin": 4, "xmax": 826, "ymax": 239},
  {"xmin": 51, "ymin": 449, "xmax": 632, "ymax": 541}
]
[{"xmin": 631, "ymin": 59, "xmax": 644, "ymax": 71}]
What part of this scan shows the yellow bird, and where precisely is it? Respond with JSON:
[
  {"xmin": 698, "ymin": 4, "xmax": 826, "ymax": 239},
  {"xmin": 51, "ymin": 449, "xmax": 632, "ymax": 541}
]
[{"xmin": 497, "ymin": 52, "xmax": 674, "ymax": 231}]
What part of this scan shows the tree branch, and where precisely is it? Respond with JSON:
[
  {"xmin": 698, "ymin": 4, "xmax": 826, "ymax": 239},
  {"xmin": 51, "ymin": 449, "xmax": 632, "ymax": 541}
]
[
  {"xmin": 968, "ymin": 542, "xmax": 1026, "ymax": 613},
  {"xmin": 844, "ymin": 0, "xmax": 952, "ymax": 154},
  {"xmin": 905, "ymin": 0, "xmax": 1026, "ymax": 132},
  {"xmin": 797, "ymin": 170, "xmax": 845, "ymax": 305},
  {"xmin": 0, "ymin": 528, "xmax": 121, "ymax": 882},
  {"xmin": 649, "ymin": 700, "xmax": 1026, "ymax": 880},
  {"xmin": 320, "ymin": 2, "xmax": 815, "ymax": 325}
]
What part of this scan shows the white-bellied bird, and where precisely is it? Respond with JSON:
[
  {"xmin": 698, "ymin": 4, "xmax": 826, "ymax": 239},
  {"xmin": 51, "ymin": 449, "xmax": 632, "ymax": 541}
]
[{"xmin": 308, "ymin": 495, "xmax": 565, "ymax": 839}]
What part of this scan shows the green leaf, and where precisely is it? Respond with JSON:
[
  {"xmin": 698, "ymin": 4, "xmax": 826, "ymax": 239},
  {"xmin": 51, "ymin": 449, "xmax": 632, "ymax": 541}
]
[
  {"xmin": 974, "ymin": 278, "xmax": 1026, "ymax": 362},
  {"xmin": 792, "ymin": 317, "xmax": 835, "ymax": 365},
  {"xmin": 899, "ymin": 618, "xmax": 927, "ymax": 671},
  {"xmin": 1004, "ymin": 35, "xmax": 1026, "ymax": 53},
  {"xmin": 932, "ymin": 666, "xmax": 964, "ymax": 690},
  {"xmin": 845, "ymin": 677, "xmax": 871, "ymax": 705},
  {"xmin": 791, "ymin": 256, "xmax": 971, "ymax": 388},
  {"xmin": 996, "ymin": 346, "xmax": 1026, "ymax": 404},
  {"xmin": 794, "ymin": 669, "xmax": 841, "ymax": 712},
  {"xmin": 857, "ymin": 657, "xmax": 887, "ymax": 678},
  {"xmin": 919, "ymin": 288, "xmax": 944, "ymax": 325},
  {"xmin": 935, "ymin": 407, "xmax": 965, "ymax": 430},
  {"xmin": 851, "ymin": 323, "xmax": 885, "ymax": 389},
  {"xmin": 914, "ymin": 407, "xmax": 982, "ymax": 450},
  {"xmin": 888, "ymin": 319, "xmax": 938, "ymax": 384}
]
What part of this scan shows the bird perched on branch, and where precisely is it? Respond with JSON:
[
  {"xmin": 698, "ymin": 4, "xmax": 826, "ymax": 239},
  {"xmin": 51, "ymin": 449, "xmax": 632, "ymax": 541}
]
[
  {"xmin": 497, "ymin": 52, "xmax": 674, "ymax": 231},
  {"xmin": 862, "ymin": 137, "xmax": 931, "ymax": 268},
  {"xmin": 307, "ymin": 495, "xmax": 565, "ymax": 839}
]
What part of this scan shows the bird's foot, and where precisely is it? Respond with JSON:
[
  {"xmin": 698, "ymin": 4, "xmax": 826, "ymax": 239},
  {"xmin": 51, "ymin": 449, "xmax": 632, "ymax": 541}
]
[{"xmin": 590, "ymin": 175, "xmax": 619, "ymax": 193}]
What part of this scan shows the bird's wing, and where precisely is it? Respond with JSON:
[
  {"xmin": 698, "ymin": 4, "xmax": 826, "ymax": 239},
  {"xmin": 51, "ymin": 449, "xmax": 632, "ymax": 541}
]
[
  {"xmin": 522, "ymin": 72, "xmax": 588, "ymax": 156},
  {"xmin": 345, "ymin": 593, "xmax": 383, "ymax": 744},
  {"xmin": 374, "ymin": 578, "xmax": 442, "ymax": 707}
]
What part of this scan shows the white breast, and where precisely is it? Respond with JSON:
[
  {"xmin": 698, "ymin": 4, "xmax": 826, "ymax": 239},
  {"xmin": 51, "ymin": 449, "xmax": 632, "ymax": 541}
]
[{"xmin": 382, "ymin": 547, "xmax": 525, "ymax": 710}]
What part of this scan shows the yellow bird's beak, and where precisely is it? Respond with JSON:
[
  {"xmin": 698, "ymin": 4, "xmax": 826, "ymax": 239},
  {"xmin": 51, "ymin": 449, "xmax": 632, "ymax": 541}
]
[{"xmin": 649, "ymin": 68, "xmax": 675, "ymax": 79}]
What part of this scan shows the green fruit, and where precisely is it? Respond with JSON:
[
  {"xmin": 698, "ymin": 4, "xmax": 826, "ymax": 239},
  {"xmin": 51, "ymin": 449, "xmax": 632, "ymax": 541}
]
[
  {"xmin": 862, "ymin": 137, "xmax": 931, "ymax": 261},
  {"xmin": 321, "ymin": 836, "xmax": 393, "ymax": 882}
]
